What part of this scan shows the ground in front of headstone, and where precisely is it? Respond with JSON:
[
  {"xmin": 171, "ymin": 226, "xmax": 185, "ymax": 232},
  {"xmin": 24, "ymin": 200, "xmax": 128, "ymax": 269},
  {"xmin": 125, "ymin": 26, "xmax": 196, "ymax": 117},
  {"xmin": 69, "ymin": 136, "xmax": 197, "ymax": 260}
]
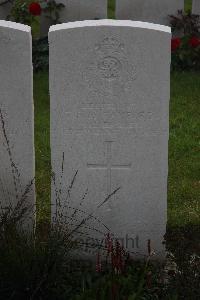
[{"xmin": 0, "ymin": 208, "xmax": 199, "ymax": 299}]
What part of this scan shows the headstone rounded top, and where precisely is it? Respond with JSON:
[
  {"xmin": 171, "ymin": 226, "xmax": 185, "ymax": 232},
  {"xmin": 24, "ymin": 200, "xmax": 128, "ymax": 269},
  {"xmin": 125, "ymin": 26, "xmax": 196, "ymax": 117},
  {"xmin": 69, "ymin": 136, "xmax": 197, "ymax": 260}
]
[
  {"xmin": 49, "ymin": 19, "xmax": 171, "ymax": 34},
  {"xmin": 0, "ymin": 20, "xmax": 30, "ymax": 32}
]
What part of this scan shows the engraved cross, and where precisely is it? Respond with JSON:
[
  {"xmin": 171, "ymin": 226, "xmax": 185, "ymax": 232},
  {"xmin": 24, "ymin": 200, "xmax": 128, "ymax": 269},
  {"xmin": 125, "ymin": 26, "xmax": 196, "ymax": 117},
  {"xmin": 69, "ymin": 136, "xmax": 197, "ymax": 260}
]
[{"xmin": 87, "ymin": 141, "xmax": 132, "ymax": 196}]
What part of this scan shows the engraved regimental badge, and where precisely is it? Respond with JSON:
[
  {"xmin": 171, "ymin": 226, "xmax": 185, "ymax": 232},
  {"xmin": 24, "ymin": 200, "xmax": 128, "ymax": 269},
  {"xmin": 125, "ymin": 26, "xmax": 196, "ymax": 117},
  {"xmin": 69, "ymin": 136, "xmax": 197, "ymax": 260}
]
[{"xmin": 82, "ymin": 36, "xmax": 136, "ymax": 106}]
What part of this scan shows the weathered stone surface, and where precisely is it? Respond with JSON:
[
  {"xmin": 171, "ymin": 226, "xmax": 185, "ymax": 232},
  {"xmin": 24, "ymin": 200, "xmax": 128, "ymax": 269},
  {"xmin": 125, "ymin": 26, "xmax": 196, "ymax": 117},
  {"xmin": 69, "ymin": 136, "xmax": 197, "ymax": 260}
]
[
  {"xmin": 0, "ymin": 21, "xmax": 35, "ymax": 228},
  {"xmin": 49, "ymin": 20, "xmax": 171, "ymax": 259},
  {"xmin": 192, "ymin": 0, "xmax": 200, "ymax": 15},
  {"xmin": 59, "ymin": 0, "xmax": 107, "ymax": 21},
  {"xmin": 40, "ymin": 0, "xmax": 107, "ymax": 37},
  {"xmin": 116, "ymin": 0, "xmax": 184, "ymax": 26}
]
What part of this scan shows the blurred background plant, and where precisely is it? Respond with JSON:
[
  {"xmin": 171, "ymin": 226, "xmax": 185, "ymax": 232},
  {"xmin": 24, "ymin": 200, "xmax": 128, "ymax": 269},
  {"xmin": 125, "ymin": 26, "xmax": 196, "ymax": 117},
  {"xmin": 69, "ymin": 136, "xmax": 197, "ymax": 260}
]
[
  {"xmin": 0, "ymin": 0, "xmax": 65, "ymax": 38},
  {"xmin": 170, "ymin": 10, "xmax": 200, "ymax": 70},
  {"xmin": 171, "ymin": 35, "xmax": 200, "ymax": 70},
  {"xmin": 32, "ymin": 36, "xmax": 49, "ymax": 71},
  {"xmin": 41, "ymin": 0, "xmax": 64, "ymax": 25},
  {"xmin": 0, "ymin": 202, "xmax": 88, "ymax": 300},
  {"xmin": 170, "ymin": 9, "xmax": 200, "ymax": 35},
  {"xmin": 7, "ymin": 0, "xmax": 40, "ymax": 25},
  {"xmin": 1, "ymin": 0, "xmax": 41, "ymax": 37}
]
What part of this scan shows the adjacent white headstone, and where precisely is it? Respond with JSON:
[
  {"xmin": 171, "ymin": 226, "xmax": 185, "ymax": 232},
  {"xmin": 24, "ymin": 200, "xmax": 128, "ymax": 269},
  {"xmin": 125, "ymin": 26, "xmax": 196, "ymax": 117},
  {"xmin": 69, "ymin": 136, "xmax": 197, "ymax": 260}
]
[
  {"xmin": 192, "ymin": 0, "xmax": 200, "ymax": 15},
  {"xmin": 59, "ymin": 0, "xmax": 107, "ymax": 21},
  {"xmin": 0, "ymin": 1, "xmax": 12, "ymax": 20},
  {"xmin": 40, "ymin": 0, "xmax": 107, "ymax": 37},
  {"xmin": 0, "ymin": 21, "xmax": 35, "ymax": 228},
  {"xmin": 116, "ymin": 0, "xmax": 184, "ymax": 26},
  {"xmin": 49, "ymin": 20, "xmax": 171, "ymax": 259}
]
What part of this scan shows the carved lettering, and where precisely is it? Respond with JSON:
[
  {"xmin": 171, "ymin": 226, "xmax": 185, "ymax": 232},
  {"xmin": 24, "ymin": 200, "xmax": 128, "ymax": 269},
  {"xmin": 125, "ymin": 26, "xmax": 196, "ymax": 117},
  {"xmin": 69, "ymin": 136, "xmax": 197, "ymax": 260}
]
[{"xmin": 65, "ymin": 108, "xmax": 154, "ymax": 130}]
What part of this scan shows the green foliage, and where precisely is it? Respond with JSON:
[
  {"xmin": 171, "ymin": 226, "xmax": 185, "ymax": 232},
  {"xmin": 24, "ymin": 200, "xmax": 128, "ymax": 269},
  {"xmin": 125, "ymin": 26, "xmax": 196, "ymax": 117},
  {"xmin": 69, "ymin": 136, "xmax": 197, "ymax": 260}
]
[
  {"xmin": 73, "ymin": 262, "xmax": 176, "ymax": 300},
  {"xmin": 171, "ymin": 36, "xmax": 200, "ymax": 70},
  {"xmin": 170, "ymin": 10, "xmax": 200, "ymax": 35},
  {"xmin": 0, "ymin": 219, "xmax": 87, "ymax": 299},
  {"xmin": 0, "ymin": 208, "xmax": 199, "ymax": 300},
  {"xmin": 170, "ymin": 10, "xmax": 200, "ymax": 70},
  {"xmin": 73, "ymin": 224, "xmax": 200, "ymax": 300},
  {"xmin": 33, "ymin": 37, "xmax": 49, "ymax": 72},
  {"xmin": 1, "ymin": 0, "xmax": 65, "ymax": 37},
  {"xmin": 185, "ymin": 0, "xmax": 194, "ymax": 12},
  {"xmin": 108, "ymin": 0, "xmax": 115, "ymax": 19},
  {"xmin": 0, "ymin": 110, "xmax": 91, "ymax": 299},
  {"xmin": 6, "ymin": 0, "xmax": 34, "ymax": 25},
  {"xmin": 41, "ymin": 0, "xmax": 65, "ymax": 24},
  {"xmin": 166, "ymin": 225, "xmax": 200, "ymax": 300}
]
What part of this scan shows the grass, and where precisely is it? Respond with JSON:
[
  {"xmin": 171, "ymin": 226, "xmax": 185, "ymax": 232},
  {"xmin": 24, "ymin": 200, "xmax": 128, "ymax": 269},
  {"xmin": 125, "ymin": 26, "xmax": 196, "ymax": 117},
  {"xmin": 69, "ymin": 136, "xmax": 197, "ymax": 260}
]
[
  {"xmin": 34, "ymin": 71, "xmax": 200, "ymax": 227},
  {"xmin": 169, "ymin": 72, "xmax": 200, "ymax": 226},
  {"xmin": 108, "ymin": 0, "xmax": 115, "ymax": 19},
  {"xmin": 33, "ymin": 72, "xmax": 50, "ymax": 220},
  {"xmin": 185, "ymin": 0, "xmax": 193, "ymax": 12}
]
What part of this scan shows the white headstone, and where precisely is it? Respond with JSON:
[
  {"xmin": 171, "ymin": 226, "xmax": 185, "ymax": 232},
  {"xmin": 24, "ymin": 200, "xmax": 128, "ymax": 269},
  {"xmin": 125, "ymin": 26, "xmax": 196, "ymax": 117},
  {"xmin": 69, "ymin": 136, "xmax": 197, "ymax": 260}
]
[
  {"xmin": 40, "ymin": 0, "xmax": 107, "ymax": 37},
  {"xmin": 0, "ymin": 21, "xmax": 35, "ymax": 228},
  {"xmin": 192, "ymin": 0, "xmax": 200, "ymax": 15},
  {"xmin": 49, "ymin": 20, "xmax": 171, "ymax": 259},
  {"xmin": 116, "ymin": 0, "xmax": 184, "ymax": 26}
]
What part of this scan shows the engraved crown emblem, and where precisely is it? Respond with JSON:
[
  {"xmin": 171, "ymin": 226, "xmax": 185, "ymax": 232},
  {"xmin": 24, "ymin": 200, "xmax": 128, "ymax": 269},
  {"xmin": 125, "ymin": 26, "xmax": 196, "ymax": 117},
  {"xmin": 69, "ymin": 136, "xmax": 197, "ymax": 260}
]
[{"xmin": 95, "ymin": 37, "xmax": 124, "ymax": 54}]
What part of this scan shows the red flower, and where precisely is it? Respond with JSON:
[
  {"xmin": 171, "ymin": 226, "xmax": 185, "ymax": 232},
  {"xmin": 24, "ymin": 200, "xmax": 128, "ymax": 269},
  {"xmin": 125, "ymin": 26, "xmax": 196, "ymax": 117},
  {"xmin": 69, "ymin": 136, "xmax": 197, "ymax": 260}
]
[
  {"xmin": 105, "ymin": 233, "xmax": 113, "ymax": 254},
  {"xmin": 189, "ymin": 36, "xmax": 200, "ymax": 48},
  {"xmin": 111, "ymin": 240, "xmax": 125, "ymax": 274},
  {"xmin": 171, "ymin": 37, "xmax": 181, "ymax": 51},
  {"xmin": 96, "ymin": 252, "xmax": 102, "ymax": 273},
  {"xmin": 29, "ymin": 2, "xmax": 41, "ymax": 16}
]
